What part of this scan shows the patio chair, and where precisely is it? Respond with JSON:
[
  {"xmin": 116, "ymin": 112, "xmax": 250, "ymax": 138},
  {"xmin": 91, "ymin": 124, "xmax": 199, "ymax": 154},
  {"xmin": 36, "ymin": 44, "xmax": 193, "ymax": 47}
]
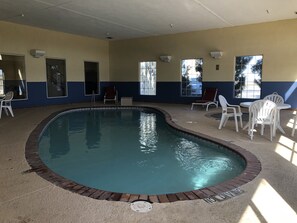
[
  {"xmin": 248, "ymin": 99, "xmax": 277, "ymax": 141},
  {"xmin": 218, "ymin": 95, "xmax": 243, "ymax": 132},
  {"xmin": 264, "ymin": 92, "xmax": 284, "ymax": 105},
  {"xmin": 0, "ymin": 91, "xmax": 14, "ymax": 118},
  {"xmin": 191, "ymin": 87, "xmax": 218, "ymax": 111},
  {"xmin": 103, "ymin": 86, "xmax": 117, "ymax": 104}
]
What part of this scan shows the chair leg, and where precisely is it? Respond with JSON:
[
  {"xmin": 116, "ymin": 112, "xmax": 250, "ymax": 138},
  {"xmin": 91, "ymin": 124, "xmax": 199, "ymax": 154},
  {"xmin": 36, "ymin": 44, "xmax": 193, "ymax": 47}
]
[
  {"xmin": 4, "ymin": 107, "xmax": 9, "ymax": 116},
  {"xmin": 239, "ymin": 116, "xmax": 243, "ymax": 128},
  {"xmin": 223, "ymin": 117, "xmax": 229, "ymax": 127},
  {"xmin": 8, "ymin": 106, "xmax": 14, "ymax": 117},
  {"xmin": 219, "ymin": 115, "xmax": 226, "ymax": 130},
  {"xmin": 234, "ymin": 116, "xmax": 239, "ymax": 132},
  {"xmin": 250, "ymin": 122, "xmax": 255, "ymax": 140},
  {"xmin": 0, "ymin": 107, "xmax": 2, "ymax": 119},
  {"xmin": 270, "ymin": 124, "xmax": 273, "ymax": 141}
]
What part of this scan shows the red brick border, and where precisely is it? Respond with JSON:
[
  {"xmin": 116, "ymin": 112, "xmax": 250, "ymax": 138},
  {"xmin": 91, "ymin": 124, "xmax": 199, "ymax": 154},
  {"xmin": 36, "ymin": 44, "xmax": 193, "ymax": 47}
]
[{"xmin": 25, "ymin": 106, "xmax": 261, "ymax": 203}]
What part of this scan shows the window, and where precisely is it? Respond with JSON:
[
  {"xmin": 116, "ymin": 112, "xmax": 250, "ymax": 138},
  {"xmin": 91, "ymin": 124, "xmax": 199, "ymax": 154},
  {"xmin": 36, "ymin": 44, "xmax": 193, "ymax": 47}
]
[
  {"xmin": 139, "ymin": 61, "xmax": 156, "ymax": 95},
  {"xmin": 84, "ymin": 61, "xmax": 99, "ymax": 95},
  {"xmin": 234, "ymin": 55, "xmax": 263, "ymax": 99},
  {"xmin": 0, "ymin": 54, "xmax": 27, "ymax": 99},
  {"xmin": 46, "ymin": 58, "xmax": 67, "ymax": 98},
  {"xmin": 181, "ymin": 59, "xmax": 203, "ymax": 97}
]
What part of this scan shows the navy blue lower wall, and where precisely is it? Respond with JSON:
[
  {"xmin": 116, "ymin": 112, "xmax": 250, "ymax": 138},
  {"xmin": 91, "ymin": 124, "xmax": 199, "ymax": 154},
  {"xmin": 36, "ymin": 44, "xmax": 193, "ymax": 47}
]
[{"xmin": 12, "ymin": 81, "xmax": 297, "ymax": 108}]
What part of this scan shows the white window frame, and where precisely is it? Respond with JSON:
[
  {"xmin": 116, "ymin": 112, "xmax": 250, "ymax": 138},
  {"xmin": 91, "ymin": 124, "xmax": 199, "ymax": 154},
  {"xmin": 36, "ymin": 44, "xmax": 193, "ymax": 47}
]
[
  {"xmin": 234, "ymin": 55, "xmax": 263, "ymax": 99},
  {"xmin": 139, "ymin": 61, "xmax": 156, "ymax": 96},
  {"xmin": 181, "ymin": 58, "xmax": 203, "ymax": 97}
]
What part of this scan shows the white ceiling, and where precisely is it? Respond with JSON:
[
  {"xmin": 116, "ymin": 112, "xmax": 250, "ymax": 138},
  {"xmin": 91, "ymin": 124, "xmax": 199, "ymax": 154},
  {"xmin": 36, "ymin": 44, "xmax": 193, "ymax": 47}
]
[{"xmin": 0, "ymin": 0, "xmax": 296, "ymax": 40}]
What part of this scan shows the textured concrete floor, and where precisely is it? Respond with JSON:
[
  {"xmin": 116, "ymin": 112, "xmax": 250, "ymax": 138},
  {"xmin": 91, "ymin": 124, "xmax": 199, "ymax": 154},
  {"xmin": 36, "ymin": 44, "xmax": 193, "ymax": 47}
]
[{"xmin": 0, "ymin": 102, "xmax": 297, "ymax": 223}]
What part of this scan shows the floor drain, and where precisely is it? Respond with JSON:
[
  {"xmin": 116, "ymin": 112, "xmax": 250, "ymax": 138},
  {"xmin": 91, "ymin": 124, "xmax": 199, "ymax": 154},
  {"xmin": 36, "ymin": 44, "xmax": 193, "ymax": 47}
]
[{"xmin": 130, "ymin": 201, "xmax": 152, "ymax": 213}]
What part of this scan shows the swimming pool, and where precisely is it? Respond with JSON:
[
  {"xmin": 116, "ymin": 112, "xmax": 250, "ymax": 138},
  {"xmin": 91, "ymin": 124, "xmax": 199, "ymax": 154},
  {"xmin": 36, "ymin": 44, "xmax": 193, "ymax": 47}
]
[{"xmin": 26, "ymin": 106, "xmax": 261, "ymax": 203}]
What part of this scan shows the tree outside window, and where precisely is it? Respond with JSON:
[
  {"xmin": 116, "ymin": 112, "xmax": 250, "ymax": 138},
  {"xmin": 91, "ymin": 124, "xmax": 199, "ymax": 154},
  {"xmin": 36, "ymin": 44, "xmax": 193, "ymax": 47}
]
[
  {"xmin": 234, "ymin": 55, "xmax": 262, "ymax": 99},
  {"xmin": 181, "ymin": 59, "xmax": 203, "ymax": 97},
  {"xmin": 139, "ymin": 61, "xmax": 156, "ymax": 96}
]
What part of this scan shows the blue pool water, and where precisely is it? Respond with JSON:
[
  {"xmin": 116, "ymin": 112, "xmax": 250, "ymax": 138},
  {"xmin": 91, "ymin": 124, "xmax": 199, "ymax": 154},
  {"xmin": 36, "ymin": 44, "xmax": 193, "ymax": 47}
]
[{"xmin": 38, "ymin": 108, "xmax": 246, "ymax": 195}]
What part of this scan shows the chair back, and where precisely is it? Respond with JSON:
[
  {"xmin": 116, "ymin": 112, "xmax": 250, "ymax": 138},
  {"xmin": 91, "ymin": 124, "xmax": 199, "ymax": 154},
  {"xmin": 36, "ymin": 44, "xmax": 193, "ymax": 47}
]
[
  {"xmin": 263, "ymin": 92, "xmax": 284, "ymax": 105},
  {"xmin": 105, "ymin": 86, "xmax": 116, "ymax": 99},
  {"xmin": 3, "ymin": 91, "xmax": 14, "ymax": 101},
  {"xmin": 202, "ymin": 88, "xmax": 218, "ymax": 101},
  {"xmin": 249, "ymin": 100, "xmax": 277, "ymax": 124},
  {"xmin": 218, "ymin": 95, "xmax": 228, "ymax": 111}
]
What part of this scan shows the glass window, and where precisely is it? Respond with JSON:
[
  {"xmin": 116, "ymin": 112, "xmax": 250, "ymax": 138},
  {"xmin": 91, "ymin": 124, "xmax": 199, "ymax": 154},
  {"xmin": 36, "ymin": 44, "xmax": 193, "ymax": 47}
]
[
  {"xmin": 0, "ymin": 54, "xmax": 27, "ymax": 99},
  {"xmin": 181, "ymin": 59, "xmax": 203, "ymax": 97},
  {"xmin": 234, "ymin": 55, "xmax": 263, "ymax": 99},
  {"xmin": 46, "ymin": 58, "xmax": 67, "ymax": 98},
  {"xmin": 84, "ymin": 61, "xmax": 99, "ymax": 95},
  {"xmin": 139, "ymin": 61, "xmax": 156, "ymax": 95}
]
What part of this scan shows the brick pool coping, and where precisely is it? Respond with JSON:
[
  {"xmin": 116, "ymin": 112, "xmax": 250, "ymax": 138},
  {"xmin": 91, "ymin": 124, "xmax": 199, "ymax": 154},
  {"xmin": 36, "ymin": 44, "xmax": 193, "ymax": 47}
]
[{"xmin": 25, "ymin": 106, "xmax": 261, "ymax": 203}]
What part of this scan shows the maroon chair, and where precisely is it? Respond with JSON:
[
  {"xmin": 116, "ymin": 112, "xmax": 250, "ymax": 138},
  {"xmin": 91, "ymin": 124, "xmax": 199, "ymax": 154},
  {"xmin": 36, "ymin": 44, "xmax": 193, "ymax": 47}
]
[
  {"xmin": 191, "ymin": 88, "xmax": 218, "ymax": 111},
  {"xmin": 104, "ymin": 86, "xmax": 117, "ymax": 104}
]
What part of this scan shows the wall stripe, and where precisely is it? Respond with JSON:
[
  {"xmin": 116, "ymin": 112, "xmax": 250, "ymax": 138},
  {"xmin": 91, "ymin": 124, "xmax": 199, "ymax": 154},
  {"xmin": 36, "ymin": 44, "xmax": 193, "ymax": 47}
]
[{"xmin": 12, "ymin": 81, "xmax": 297, "ymax": 108}]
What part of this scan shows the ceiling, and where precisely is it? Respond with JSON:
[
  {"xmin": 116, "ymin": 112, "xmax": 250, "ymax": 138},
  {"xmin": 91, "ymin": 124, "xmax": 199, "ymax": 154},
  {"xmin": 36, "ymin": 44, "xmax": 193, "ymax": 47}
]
[{"xmin": 0, "ymin": 0, "xmax": 296, "ymax": 40}]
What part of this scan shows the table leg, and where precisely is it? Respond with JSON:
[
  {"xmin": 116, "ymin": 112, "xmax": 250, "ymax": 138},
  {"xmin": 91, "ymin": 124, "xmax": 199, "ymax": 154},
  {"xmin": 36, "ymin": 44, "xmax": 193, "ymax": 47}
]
[{"xmin": 275, "ymin": 109, "xmax": 286, "ymax": 134}]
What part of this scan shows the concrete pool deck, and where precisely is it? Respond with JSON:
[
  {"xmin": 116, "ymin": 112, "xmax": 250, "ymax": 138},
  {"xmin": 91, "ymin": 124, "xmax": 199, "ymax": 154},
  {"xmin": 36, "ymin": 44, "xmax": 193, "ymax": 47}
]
[{"xmin": 0, "ymin": 102, "xmax": 297, "ymax": 222}]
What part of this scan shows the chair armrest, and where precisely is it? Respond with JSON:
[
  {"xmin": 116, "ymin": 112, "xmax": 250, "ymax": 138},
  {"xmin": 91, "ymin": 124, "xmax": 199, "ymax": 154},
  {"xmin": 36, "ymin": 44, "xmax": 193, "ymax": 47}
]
[{"xmin": 226, "ymin": 104, "xmax": 242, "ymax": 113}]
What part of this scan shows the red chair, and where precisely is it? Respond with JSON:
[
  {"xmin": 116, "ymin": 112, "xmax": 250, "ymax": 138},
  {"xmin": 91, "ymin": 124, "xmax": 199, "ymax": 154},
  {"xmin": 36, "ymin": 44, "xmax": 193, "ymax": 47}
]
[
  {"xmin": 191, "ymin": 88, "xmax": 218, "ymax": 111},
  {"xmin": 104, "ymin": 86, "xmax": 117, "ymax": 104}
]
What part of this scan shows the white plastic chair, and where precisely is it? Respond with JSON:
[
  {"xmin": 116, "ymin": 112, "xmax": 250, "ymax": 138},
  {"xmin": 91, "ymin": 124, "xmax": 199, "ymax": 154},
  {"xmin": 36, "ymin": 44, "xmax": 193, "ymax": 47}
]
[
  {"xmin": 292, "ymin": 113, "xmax": 297, "ymax": 137},
  {"xmin": 218, "ymin": 95, "xmax": 243, "ymax": 132},
  {"xmin": 248, "ymin": 100, "xmax": 277, "ymax": 141},
  {"xmin": 0, "ymin": 91, "xmax": 14, "ymax": 118},
  {"xmin": 264, "ymin": 92, "xmax": 284, "ymax": 105}
]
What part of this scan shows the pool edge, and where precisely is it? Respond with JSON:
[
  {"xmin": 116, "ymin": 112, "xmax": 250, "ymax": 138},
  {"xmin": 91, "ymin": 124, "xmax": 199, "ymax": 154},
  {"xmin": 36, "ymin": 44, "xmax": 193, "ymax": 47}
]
[{"xmin": 25, "ymin": 105, "xmax": 261, "ymax": 203}]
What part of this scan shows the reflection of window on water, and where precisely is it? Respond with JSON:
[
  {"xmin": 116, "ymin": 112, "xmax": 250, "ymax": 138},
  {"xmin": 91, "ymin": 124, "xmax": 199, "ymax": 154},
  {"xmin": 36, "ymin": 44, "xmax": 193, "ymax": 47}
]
[
  {"xmin": 139, "ymin": 61, "xmax": 156, "ymax": 95},
  {"xmin": 234, "ymin": 55, "xmax": 262, "ymax": 99},
  {"xmin": 181, "ymin": 58, "xmax": 203, "ymax": 97},
  {"xmin": 139, "ymin": 112, "xmax": 157, "ymax": 154}
]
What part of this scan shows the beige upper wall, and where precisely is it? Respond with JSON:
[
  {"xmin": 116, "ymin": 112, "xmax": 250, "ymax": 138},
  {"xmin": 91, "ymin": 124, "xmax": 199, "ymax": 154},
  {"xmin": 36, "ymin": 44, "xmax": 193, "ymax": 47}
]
[
  {"xmin": 1, "ymin": 19, "xmax": 297, "ymax": 83},
  {"xmin": 0, "ymin": 21, "xmax": 109, "ymax": 82},
  {"xmin": 110, "ymin": 19, "xmax": 297, "ymax": 82}
]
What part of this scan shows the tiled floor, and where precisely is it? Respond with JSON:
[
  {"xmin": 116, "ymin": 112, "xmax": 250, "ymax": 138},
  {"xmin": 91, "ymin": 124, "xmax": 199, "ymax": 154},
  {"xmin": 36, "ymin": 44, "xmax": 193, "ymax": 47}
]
[{"xmin": 1, "ymin": 102, "xmax": 297, "ymax": 223}]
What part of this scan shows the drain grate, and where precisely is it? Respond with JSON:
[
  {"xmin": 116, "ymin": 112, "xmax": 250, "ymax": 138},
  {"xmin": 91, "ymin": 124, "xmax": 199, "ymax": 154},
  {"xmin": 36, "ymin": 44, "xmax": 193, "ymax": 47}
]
[
  {"xmin": 203, "ymin": 188, "xmax": 244, "ymax": 204},
  {"xmin": 130, "ymin": 200, "xmax": 152, "ymax": 213}
]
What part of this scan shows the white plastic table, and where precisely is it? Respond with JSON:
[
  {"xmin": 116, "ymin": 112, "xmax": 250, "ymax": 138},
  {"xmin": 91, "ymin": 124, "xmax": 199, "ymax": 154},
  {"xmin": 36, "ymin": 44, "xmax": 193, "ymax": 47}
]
[{"xmin": 240, "ymin": 101, "xmax": 291, "ymax": 134}]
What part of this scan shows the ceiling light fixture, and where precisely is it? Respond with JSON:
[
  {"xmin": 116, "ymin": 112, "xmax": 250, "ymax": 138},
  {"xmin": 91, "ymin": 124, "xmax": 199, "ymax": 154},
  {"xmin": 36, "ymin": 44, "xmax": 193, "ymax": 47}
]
[
  {"xmin": 105, "ymin": 32, "xmax": 113, "ymax": 40},
  {"xmin": 0, "ymin": 54, "xmax": 2, "ymax": 60}
]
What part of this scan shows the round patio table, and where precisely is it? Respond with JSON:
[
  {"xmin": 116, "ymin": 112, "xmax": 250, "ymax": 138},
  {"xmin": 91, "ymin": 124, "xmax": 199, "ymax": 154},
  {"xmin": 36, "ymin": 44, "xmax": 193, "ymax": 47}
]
[{"xmin": 240, "ymin": 101, "xmax": 291, "ymax": 134}]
